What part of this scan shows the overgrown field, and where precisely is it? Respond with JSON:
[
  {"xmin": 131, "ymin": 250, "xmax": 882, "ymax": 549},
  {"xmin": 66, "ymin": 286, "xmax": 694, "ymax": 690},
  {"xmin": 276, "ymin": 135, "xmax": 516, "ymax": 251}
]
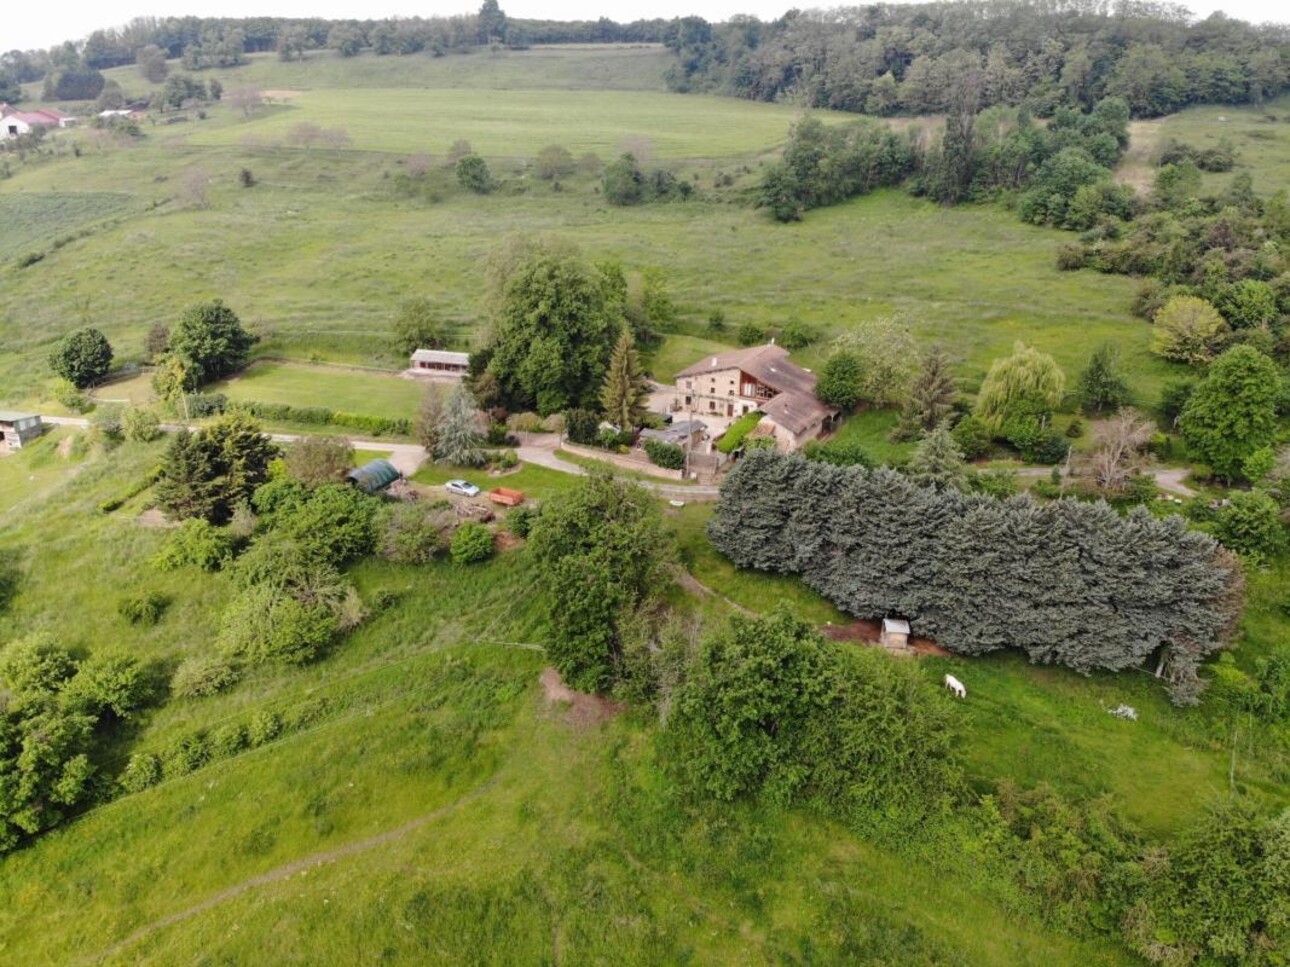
[{"xmin": 0, "ymin": 191, "xmax": 140, "ymax": 262}]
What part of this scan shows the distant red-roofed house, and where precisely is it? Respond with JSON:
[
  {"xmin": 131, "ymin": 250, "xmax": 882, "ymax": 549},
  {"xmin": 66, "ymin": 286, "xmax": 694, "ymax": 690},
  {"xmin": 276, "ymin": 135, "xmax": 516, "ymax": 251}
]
[{"xmin": 1, "ymin": 103, "xmax": 75, "ymax": 138}]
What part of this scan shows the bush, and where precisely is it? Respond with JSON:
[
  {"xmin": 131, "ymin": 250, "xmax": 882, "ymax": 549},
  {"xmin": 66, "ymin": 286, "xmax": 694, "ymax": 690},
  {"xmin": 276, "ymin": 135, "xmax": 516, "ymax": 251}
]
[
  {"xmin": 119, "ymin": 752, "xmax": 163, "ymax": 793},
  {"xmin": 507, "ymin": 504, "xmax": 540, "ymax": 539},
  {"xmin": 378, "ymin": 504, "xmax": 445, "ymax": 565},
  {"xmin": 951, "ymin": 416, "xmax": 993, "ymax": 460},
  {"xmin": 1214, "ymin": 491, "xmax": 1287, "ymax": 564},
  {"xmin": 969, "ymin": 468, "xmax": 1019, "ymax": 498},
  {"xmin": 52, "ymin": 379, "xmax": 92, "ymax": 414},
  {"xmin": 228, "ymin": 400, "xmax": 409, "ymax": 437},
  {"xmin": 218, "ymin": 583, "xmax": 339, "ymax": 665},
  {"xmin": 171, "ymin": 654, "xmax": 240, "ymax": 698},
  {"xmin": 456, "ymin": 154, "xmax": 492, "ymax": 193},
  {"xmin": 210, "ymin": 722, "xmax": 249, "ymax": 759},
  {"xmin": 163, "ymin": 732, "xmax": 210, "ymax": 778},
  {"xmin": 737, "ymin": 321, "xmax": 766, "ymax": 346},
  {"xmin": 154, "ymin": 519, "xmax": 234, "ymax": 571},
  {"xmin": 122, "ymin": 407, "xmax": 162, "ymax": 442},
  {"xmin": 643, "ymin": 437, "xmax": 685, "ymax": 470},
  {"xmin": 0, "ymin": 634, "xmax": 76, "ymax": 700},
  {"xmin": 275, "ymin": 484, "xmax": 378, "ymax": 565},
  {"xmin": 118, "ymin": 592, "xmax": 168, "ymax": 625},
  {"xmin": 247, "ymin": 710, "xmax": 283, "ymax": 746},
  {"xmin": 802, "ymin": 437, "xmax": 873, "ymax": 467},
  {"xmin": 184, "ymin": 392, "xmax": 227, "ymax": 418},
  {"xmin": 65, "ymin": 651, "xmax": 150, "ymax": 719},
  {"xmin": 564, "ymin": 408, "xmax": 600, "ymax": 446},
  {"xmin": 450, "ymin": 522, "xmax": 494, "ymax": 564}
]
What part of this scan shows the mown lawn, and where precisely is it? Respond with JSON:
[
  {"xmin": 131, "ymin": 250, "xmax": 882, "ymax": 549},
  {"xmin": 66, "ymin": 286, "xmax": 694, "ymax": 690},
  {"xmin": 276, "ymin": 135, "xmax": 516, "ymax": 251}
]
[{"xmin": 208, "ymin": 361, "xmax": 425, "ymax": 421}]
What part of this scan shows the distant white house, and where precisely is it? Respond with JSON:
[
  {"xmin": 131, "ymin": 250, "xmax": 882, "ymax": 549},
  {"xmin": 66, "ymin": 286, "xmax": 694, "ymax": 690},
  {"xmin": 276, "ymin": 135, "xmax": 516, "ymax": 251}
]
[
  {"xmin": 1, "ymin": 103, "xmax": 75, "ymax": 139},
  {"xmin": 409, "ymin": 349, "xmax": 470, "ymax": 379}
]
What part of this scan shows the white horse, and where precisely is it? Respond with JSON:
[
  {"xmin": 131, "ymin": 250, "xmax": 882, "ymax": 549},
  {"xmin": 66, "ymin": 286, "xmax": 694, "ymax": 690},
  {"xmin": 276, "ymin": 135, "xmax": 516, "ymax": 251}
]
[{"xmin": 943, "ymin": 674, "xmax": 967, "ymax": 699}]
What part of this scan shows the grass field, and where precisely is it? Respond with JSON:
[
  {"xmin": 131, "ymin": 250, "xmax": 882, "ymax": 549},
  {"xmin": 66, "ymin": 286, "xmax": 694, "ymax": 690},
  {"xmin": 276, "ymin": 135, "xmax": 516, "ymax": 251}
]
[
  {"xmin": 1117, "ymin": 94, "xmax": 1290, "ymax": 195},
  {"xmin": 209, "ymin": 360, "xmax": 425, "ymax": 420},
  {"xmin": 0, "ymin": 191, "xmax": 140, "ymax": 262},
  {"xmin": 188, "ymin": 87, "xmax": 850, "ymax": 158}
]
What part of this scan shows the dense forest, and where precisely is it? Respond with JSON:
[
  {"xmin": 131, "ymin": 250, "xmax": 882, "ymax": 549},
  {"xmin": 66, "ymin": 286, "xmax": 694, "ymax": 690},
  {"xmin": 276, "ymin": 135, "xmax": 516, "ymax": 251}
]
[{"xmin": 665, "ymin": 0, "xmax": 1290, "ymax": 117}]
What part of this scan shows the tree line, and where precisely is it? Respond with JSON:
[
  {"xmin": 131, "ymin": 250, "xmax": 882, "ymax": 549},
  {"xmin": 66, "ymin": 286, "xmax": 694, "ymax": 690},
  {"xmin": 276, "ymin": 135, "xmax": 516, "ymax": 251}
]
[
  {"xmin": 665, "ymin": 1, "xmax": 1290, "ymax": 118},
  {"xmin": 708, "ymin": 448, "xmax": 1244, "ymax": 702}
]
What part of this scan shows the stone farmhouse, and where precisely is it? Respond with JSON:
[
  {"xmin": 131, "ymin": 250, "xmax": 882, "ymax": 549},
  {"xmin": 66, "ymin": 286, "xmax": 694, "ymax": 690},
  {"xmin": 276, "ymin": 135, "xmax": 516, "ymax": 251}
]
[{"xmin": 674, "ymin": 344, "xmax": 838, "ymax": 451}]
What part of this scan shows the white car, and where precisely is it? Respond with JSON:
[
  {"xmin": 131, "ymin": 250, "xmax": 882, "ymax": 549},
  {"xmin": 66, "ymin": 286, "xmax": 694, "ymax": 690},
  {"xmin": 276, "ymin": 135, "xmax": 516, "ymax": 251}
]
[{"xmin": 445, "ymin": 479, "xmax": 480, "ymax": 498}]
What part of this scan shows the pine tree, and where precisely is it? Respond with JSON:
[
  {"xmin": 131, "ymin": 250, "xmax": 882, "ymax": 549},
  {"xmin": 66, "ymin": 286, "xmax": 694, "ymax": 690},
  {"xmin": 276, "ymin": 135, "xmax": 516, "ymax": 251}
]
[
  {"xmin": 434, "ymin": 384, "xmax": 484, "ymax": 467},
  {"xmin": 600, "ymin": 329, "xmax": 650, "ymax": 431},
  {"xmin": 893, "ymin": 344, "xmax": 957, "ymax": 441},
  {"xmin": 155, "ymin": 430, "xmax": 217, "ymax": 521},
  {"xmin": 1077, "ymin": 343, "xmax": 1131, "ymax": 415},
  {"xmin": 906, "ymin": 424, "xmax": 968, "ymax": 491}
]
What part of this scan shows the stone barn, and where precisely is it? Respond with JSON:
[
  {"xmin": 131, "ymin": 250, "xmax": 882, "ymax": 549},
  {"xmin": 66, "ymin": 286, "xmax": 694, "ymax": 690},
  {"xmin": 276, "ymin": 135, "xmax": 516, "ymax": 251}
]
[{"xmin": 0, "ymin": 412, "xmax": 44, "ymax": 450}]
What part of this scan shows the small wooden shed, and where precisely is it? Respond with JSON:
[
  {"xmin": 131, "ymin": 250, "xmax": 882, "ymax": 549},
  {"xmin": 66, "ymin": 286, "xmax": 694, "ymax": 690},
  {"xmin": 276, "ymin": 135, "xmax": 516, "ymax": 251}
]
[
  {"xmin": 0, "ymin": 412, "xmax": 43, "ymax": 450},
  {"xmin": 346, "ymin": 458, "xmax": 401, "ymax": 494},
  {"xmin": 880, "ymin": 618, "xmax": 911, "ymax": 652}
]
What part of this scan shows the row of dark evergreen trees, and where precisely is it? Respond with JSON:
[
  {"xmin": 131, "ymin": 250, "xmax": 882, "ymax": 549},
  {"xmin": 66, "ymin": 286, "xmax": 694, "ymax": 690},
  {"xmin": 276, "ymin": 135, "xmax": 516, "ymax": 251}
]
[
  {"xmin": 709, "ymin": 449, "xmax": 1243, "ymax": 702},
  {"xmin": 665, "ymin": 2, "xmax": 1290, "ymax": 118}
]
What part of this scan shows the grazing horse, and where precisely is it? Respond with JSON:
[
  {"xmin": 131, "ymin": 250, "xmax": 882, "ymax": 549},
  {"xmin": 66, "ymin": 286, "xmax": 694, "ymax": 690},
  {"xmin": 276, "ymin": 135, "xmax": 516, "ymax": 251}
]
[{"xmin": 943, "ymin": 674, "xmax": 967, "ymax": 699}]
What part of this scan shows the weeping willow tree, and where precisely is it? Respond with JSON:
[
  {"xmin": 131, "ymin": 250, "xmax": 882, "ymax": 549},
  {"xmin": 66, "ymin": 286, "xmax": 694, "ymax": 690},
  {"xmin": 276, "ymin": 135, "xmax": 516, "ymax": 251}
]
[{"xmin": 975, "ymin": 341, "xmax": 1065, "ymax": 429}]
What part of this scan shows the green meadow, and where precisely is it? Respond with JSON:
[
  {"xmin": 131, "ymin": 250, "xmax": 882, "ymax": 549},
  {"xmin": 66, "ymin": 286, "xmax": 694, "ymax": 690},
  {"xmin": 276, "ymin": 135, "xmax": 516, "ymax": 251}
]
[{"xmin": 2, "ymin": 45, "xmax": 1288, "ymax": 963}]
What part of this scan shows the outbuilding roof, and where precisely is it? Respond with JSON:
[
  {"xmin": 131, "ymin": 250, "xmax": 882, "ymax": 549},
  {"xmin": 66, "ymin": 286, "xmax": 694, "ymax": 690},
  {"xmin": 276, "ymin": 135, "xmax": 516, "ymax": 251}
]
[
  {"xmin": 882, "ymin": 618, "xmax": 911, "ymax": 635},
  {"xmin": 346, "ymin": 458, "xmax": 401, "ymax": 494},
  {"xmin": 411, "ymin": 349, "xmax": 470, "ymax": 366},
  {"xmin": 759, "ymin": 391, "xmax": 836, "ymax": 437},
  {"xmin": 0, "ymin": 411, "xmax": 39, "ymax": 424},
  {"xmin": 639, "ymin": 419, "xmax": 707, "ymax": 447}
]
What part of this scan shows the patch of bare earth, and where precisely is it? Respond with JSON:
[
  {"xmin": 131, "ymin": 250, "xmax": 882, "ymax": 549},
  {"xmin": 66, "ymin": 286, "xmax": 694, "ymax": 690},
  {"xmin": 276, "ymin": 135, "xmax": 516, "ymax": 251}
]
[
  {"xmin": 539, "ymin": 667, "xmax": 624, "ymax": 726},
  {"xmin": 135, "ymin": 508, "xmax": 178, "ymax": 529},
  {"xmin": 1116, "ymin": 119, "xmax": 1164, "ymax": 194}
]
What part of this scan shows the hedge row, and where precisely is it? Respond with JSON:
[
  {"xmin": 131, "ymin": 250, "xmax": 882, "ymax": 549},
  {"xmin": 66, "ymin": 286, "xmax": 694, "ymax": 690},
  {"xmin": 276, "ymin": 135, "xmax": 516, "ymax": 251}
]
[
  {"xmin": 228, "ymin": 401, "xmax": 411, "ymax": 437},
  {"xmin": 709, "ymin": 450, "xmax": 1243, "ymax": 701}
]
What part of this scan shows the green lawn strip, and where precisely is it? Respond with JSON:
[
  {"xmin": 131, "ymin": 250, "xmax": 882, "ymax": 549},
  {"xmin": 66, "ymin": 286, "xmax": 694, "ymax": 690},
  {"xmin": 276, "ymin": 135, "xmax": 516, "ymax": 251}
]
[
  {"xmin": 207, "ymin": 360, "xmax": 423, "ymax": 422},
  {"xmin": 0, "ymin": 428, "xmax": 85, "ymax": 516},
  {"xmin": 411, "ymin": 461, "xmax": 577, "ymax": 502}
]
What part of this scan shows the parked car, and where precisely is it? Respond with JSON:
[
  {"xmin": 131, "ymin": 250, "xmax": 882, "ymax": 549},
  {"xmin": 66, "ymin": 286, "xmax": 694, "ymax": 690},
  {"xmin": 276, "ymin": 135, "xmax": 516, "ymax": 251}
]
[{"xmin": 445, "ymin": 479, "xmax": 480, "ymax": 497}]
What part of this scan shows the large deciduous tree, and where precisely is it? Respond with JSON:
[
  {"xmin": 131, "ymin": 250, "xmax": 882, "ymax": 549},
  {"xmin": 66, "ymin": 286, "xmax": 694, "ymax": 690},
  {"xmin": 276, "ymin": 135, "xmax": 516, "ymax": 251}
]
[
  {"xmin": 528, "ymin": 474, "xmax": 671, "ymax": 692},
  {"xmin": 484, "ymin": 253, "xmax": 620, "ymax": 415},
  {"xmin": 390, "ymin": 297, "xmax": 448, "ymax": 356},
  {"xmin": 1180, "ymin": 345, "xmax": 1281, "ymax": 481},
  {"xmin": 1152, "ymin": 296, "xmax": 1228, "ymax": 366},
  {"xmin": 170, "ymin": 300, "xmax": 255, "ymax": 385},
  {"xmin": 49, "ymin": 327, "xmax": 113, "ymax": 389},
  {"xmin": 831, "ymin": 317, "xmax": 919, "ymax": 406}
]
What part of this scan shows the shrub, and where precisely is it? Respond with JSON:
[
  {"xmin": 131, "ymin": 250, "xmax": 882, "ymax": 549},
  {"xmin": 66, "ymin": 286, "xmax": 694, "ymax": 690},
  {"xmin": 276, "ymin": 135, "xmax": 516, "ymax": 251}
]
[
  {"xmin": 122, "ymin": 407, "xmax": 162, "ymax": 442},
  {"xmin": 951, "ymin": 416, "xmax": 993, "ymax": 460},
  {"xmin": 1065, "ymin": 417, "xmax": 1084, "ymax": 438},
  {"xmin": 450, "ymin": 522, "xmax": 494, "ymax": 565},
  {"xmin": 275, "ymin": 484, "xmax": 378, "ymax": 565},
  {"xmin": 210, "ymin": 722, "xmax": 249, "ymax": 759},
  {"xmin": 643, "ymin": 438, "xmax": 685, "ymax": 470},
  {"xmin": 247, "ymin": 710, "xmax": 283, "ymax": 746},
  {"xmin": 737, "ymin": 321, "xmax": 766, "ymax": 346},
  {"xmin": 285, "ymin": 436, "xmax": 354, "ymax": 487},
  {"xmin": 163, "ymin": 732, "xmax": 210, "ymax": 777},
  {"xmin": 1214, "ymin": 491, "xmax": 1287, "ymax": 564},
  {"xmin": 777, "ymin": 319, "xmax": 818, "ymax": 349},
  {"xmin": 52, "ymin": 379, "xmax": 92, "ymax": 413},
  {"xmin": 968, "ymin": 468, "xmax": 1019, "ymax": 498},
  {"xmin": 0, "ymin": 634, "xmax": 76, "ymax": 700},
  {"xmin": 118, "ymin": 592, "xmax": 168, "ymax": 625},
  {"xmin": 154, "ymin": 519, "xmax": 234, "ymax": 571},
  {"xmin": 378, "ymin": 503, "xmax": 445, "ymax": 565},
  {"xmin": 564, "ymin": 408, "xmax": 600, "ymax": 446},
  {"xmin": 119, "ymin": 752, "xmax": 162, "ymax": 793},
  {"xmin": 507, "ymin": 504, "xmax": 540, "ymax": 539},
  {"xmin": 802, "ymin": 437, "xmax": 873, "ymax": 467},
  {"xmin": 218, "ymin": 583, "xmax": 339, "ymax": 665},
  {"xmin": 65, "ymin": 651, "xmax": 149, "ymax": 719},
  {"xmin": 184, "ymin": 392, "xmax": 227, "ymax": 418},
  {"xmin": 171, "ymin": 654, "xmax": 240, "ymax": 699},
  {"xmin": 456, "ymin": 154, "xmax": 492, "ymax": 193}
]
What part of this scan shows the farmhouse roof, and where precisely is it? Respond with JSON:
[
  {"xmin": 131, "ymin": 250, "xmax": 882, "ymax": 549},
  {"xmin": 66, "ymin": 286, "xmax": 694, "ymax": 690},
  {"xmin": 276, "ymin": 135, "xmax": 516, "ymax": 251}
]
[
  {"xmin": 2, "ymin": 107, "xmax": 69, "ymax": 125},
  {"xmin": 346, "ymin": 459, "xmax": 401, "ymax": 494},
  {"xmin": 760, "ymin": 391, "xmax": 836, "ymax": 437},
  {"xmin": 675, "ymin": 342, "xmax": 824, "ymax": 397},
  {"xmin": 411, "ymin": 349, "xmax": 470, "ymax": 366},
  {"xmin": 0, "ymin": 411, "xmax": 38, "ymax": 424}
]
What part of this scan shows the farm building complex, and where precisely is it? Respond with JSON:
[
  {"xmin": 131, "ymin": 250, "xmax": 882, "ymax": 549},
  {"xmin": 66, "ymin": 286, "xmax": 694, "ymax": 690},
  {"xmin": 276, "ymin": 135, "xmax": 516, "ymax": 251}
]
[
  {"xmin": 0, "ymin": 104, "xmax": 75, "ymax": 138},
  {"xmin": 674, "ymin": 344, "xmax": 838, "ymax": 451}
]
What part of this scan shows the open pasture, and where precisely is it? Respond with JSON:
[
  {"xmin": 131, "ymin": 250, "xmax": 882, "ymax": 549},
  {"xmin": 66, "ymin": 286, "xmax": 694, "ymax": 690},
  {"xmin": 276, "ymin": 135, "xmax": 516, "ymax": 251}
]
[{"xmin": 187, "ymin": 86, "xmax": 850, "ymax": 159}]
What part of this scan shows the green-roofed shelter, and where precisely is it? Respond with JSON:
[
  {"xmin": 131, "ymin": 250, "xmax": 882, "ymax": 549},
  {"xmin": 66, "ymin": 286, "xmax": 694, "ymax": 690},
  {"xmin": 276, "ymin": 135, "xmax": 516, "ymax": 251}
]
[
  {"xmin": 346, "ymin": 458, "xmax": 401, "ymax": 494},
  {"xmin": 0, "ymin": 412, "xmax": 43, "ymax": 450}
]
